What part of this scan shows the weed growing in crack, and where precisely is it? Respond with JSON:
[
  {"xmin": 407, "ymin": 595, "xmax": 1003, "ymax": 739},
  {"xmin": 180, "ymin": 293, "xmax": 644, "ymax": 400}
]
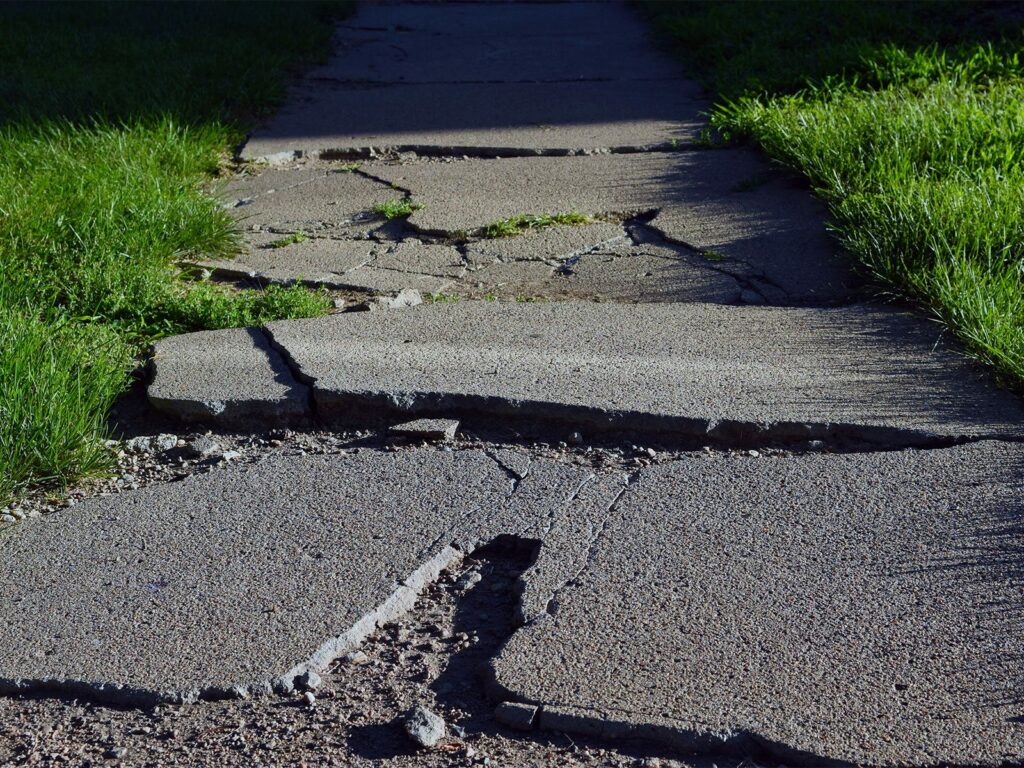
[
  {"xmin": 483, "ymin": 212, "xmax": 593, "ymax": 238},
  {"xmin": 700, "ymin": 249, "xmax": 725, "ymax": 262},
  {"xmin": 426, "ymin": 292, "xmax": 461, "ymax": 304},
  {"xmin": 485, "ymin": 212, "xmax": 593, "ymax": 238},
  {"xmin": 373, "ymin": 197, "xmax": 424, "ymax": 220},
  {"xmin": 268, "ymin": 231, "xmax": 308, "ymax": 248}
]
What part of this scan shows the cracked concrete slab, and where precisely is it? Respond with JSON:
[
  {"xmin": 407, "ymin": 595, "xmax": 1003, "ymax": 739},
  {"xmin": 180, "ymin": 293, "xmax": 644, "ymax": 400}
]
[
  {"xmin": 459, "ymin": 244, "xmax": 742, "ymax": 304},
  {"xmin": 201, "ymin": 236, "xmax": 464, "ymax": 293},
  {"xmin": 242, "ymin": 80, "xmax": 705, "ymax": 160},
  {"xmin": 514, "ymin": 473, "xmax": 628, "ymax": 625},
  {"xmin": 199, "ymin": 235, "xmax": 375, "ymax": 286},
  {"xmin": 338, "ymin": 2, "xmax": 682, "ymax": 43},
  {"xmin": 229, "ymin": 168, "xmax": 400, "ymax": 236},
  {"xmin": 371, "ymin": 241, "xmax": 466, "ymax": 278},
  {"xmin": 257, "ymin": 301, "xmax": 1024, "ymax": 445},
  {"xmin": 148, "ymin": 327, "xmax": 309, "ymax": 427},
  {"xmin": 0, "ymin": 448, "xmax": 591, "ymax": 705},
  {"xmin": 241, "ymin": 0, "xmax": 706, "ymax": 159},
  {"xmin": 463, "ymin": 223, "xmax": 628, "ymax": 267},
  {"xmin": 492, "ymin": 441, "xmax": 1024, "ymax": 766},
  {"xmin": 316, "ymin": 27, "xmax": 685, "ymax": 85},
  {"xmin": 556, "ymin": 245, "xmax": 743, "ymax": 304},
  {"xmin": 218, "ymin": 166, "xmax": 332, "ymax": 207},
  {"xmin": 366, "ymin": 151, "xmax": 856, "ymax": 303}
]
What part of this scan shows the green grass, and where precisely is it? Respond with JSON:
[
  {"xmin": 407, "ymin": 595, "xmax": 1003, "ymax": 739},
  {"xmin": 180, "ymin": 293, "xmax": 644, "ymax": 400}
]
[
  {"xmin": 268, "ymin": 232, "xmax": 310, "ymax": 249},
  {"xmin": 0, "ymin": 2, "xmax": 350, "ymax": 502},
  {"xmin": 373, "ymin": 197, "xmax": 424, "ymax": 220},
  {"xmin": 483, "ymin": 212, "xmax": 593, "ymax": 238},
  {"xmin": 426, "ymin": 292, "xmax": 462, "ymax": 304},
  {"xmin": 648, "ymin": 2, "xmax": 1024, "ymax": 388}
]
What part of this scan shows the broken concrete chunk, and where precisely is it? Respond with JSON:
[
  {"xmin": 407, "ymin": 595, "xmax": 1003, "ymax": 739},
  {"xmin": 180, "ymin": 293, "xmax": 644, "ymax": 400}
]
[
  {"xmin": 125, "ymin": 434, "xmax": 178, "ymax": 454},
  {"xmin": 149, "ymin": 327, "xmax": 310, "ymax": 428},
  {"xmin": 404, "ymin": 705, "xmax": 446, "ymax": 748},
  {"xmin": 185, "ymin": 435, "xmax": 223, "ymax": 460},
  {"xmin": 390, "ymin": 418, "xmax": 459, "ymax": 442},
  {"xmin": 494, "ymin": 701, "xmax": 538, "ymax": 731},
  {"xmin": 366, "ymin": 288, "xmax": 424, "ymax": 310}
]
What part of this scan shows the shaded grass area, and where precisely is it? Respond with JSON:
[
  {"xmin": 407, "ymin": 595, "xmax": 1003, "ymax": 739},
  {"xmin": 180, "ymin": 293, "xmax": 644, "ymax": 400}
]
[
  {"xmin": 647, "ymin": 1, "xmax": 1024, "ymax": 388},
  {"xmin": 0, "ymin": 2, "xmax": 351, "ymax": 502}
]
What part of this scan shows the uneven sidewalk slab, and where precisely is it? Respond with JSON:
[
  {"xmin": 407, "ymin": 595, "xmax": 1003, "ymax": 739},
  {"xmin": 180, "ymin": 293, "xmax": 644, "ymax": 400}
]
[
  {"xmin": 491, "ymin": 441, "xmax": 1024, "ymax": 766},
  {"xmin": 366, "ymin": 152, "xmax": 855, "ymax": 303},
  {"xmin": 336, "ymin": 1, "xmax": 680, "ymax": 44},
  {"xmin": 242, "ymin": 80, "xmax": 705, "ymax": 161},
  {"xmin": 255, "ymin": 301, "xmax": 1024, "ymax": 445},
  {"xmin": 0, "ymin": 449, "xmax": 591, "ymax": 705},
  {"xmin": 319, "ymin": 28, "xmax": 684, "ymax": 85},
  {"xmin": 148, "ymin": 327, "xmax": 309, "ymax": 427}
]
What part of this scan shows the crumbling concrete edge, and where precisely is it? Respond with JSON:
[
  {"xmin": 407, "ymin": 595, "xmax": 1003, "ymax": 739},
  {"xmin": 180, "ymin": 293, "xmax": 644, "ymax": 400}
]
[
  {"xmin": 147, "ymin": 330, "xmax": 313, "ymax": 429},
  {"xmin": 480, "ymin": 687, "xmax": 860, "ymax": 768},
  {"xmin": 311, "ymin": 387, "xmax": 992, "ymax": 451},
  {"xmin": 0, "ymin": 545, "xmax": 465, "ymax": 708},
  {"xmin": 239, "ymin": 140, "xmax": 704, "ymax": 165}
]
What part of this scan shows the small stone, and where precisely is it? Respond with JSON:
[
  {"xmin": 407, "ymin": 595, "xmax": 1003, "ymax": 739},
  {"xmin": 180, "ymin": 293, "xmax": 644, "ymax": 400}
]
[
  {"xmin": 332, "ymin": 298, "xmax": 347, "ymax": 310},
  {"xmin": 404, "ymin": 705, "xmax": 446, "ymax": 748},
  {"xmin": 457, "ymin": 571, "xmax": 482, "ymax": 591},
  {"xmin": 302, "ymin": 691, "xmax": 316, "ymax": 707},
  {"xmin": 567, "ymin": 431, "xmax": 583, "ymax": 445},
  {"xmin": 344, "ymin": 650, "xmax": 370, "ymax": 665},
  {"xmin": 390, "ymin": 418, "xmax": 459, "ymax": 442},
  {"xmin": 125, "ymin": 436, "xmax": 153, "ymax": 453},
  {"xmin": 1, "ymin": 514, "xmax": 17, "ymax": 524},
  {"xmin": 494, "ymin": 701, "xmax": 537, "ymax": 731},
  {"xmin": 645, "ymin": 447, "xmax": 657, "ymax": 459},
  {"xmin": 121, "ymin": 473, "xmax": 136, "ymax": 485},
  {"xmin": 186, "ymin": 435, "xmax": 223, "ymax": 459},
  {"xmin": 10, "ymin": 509, "xmax": 25, "ymax": 521},
  {"xmin": 221, "ymin": 450, "xmax": 242, "ymax": 462},
  {"xmin": 747, "ymin": 449, "xmax": 760, "ymax": 457},
  {"xmin": 153, "ymin": 434, "xmax": 178, "ymax": 452},
  {"xmin": 295, "ymin": 669, "xmax": 322, "ymax": 691},
  {"xmin": 105, "ymin": 746, "xmax": 128, "ymax": 760}
]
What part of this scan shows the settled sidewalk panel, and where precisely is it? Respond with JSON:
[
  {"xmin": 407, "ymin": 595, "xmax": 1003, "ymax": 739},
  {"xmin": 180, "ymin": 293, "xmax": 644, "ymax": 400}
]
[{"xmin": 149, "ymin": 302, "xmax": 1024, "ymax": 446}]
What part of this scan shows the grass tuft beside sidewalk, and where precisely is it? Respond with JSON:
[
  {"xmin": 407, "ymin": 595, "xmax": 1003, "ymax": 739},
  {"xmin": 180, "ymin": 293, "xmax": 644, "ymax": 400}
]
[
  {"xmin": 648, "ymin": 1, "xmax": 1024, "ymax": 389},
  {"xmin": 0, "ymin": 2, "xmax": 351, "ymax": 503}
]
